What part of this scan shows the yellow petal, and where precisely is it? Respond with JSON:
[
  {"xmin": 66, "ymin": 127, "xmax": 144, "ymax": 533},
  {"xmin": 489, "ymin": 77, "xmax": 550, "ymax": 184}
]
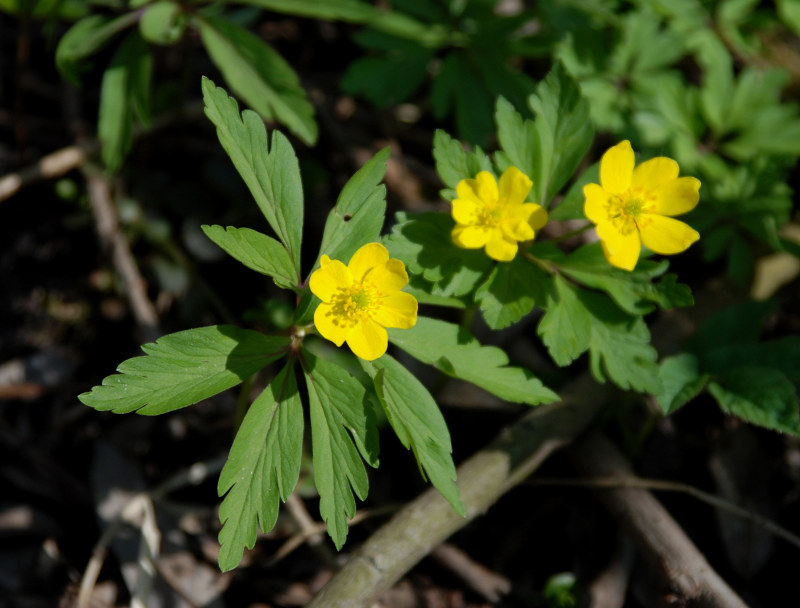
[
  {"xmin": 474, "ymin": 171, "xmax": 499, "ymax": 204},
  {"xmin": 314, "ymin": 302, "xmax": 348, "ymax": 346},
  {"xmin": 583, "ymin": 183, "xmax": 610, "ymax": 224},
  {"xmin": 368, "ymin": 258, "xmax": 409, "ymax": 291},
  {"xmin": 346, "ymin": 318, "xmax": 388, "ymax": 361},
  {"xmin": 600, "ymin": 140, "xmax": 634, "ymax": 195},
  {"xmin": 452, "ymin": 224, "xmax": 491, "ymax": 249},
  {"xmin": 348, "ymin": 242, "xmax": 389, "ymax": 282},
  {"xmin": 498, "ymin": 166, "xmax": 533, "ymax": 205},
  {"xmin": 485, "ymin": 231, "xmax": 518, "ymax": 261},
  {"xmin": 638, "ymin": 215, "xmax": 699, "ymax": 254},
  {"xmin": 309, "ymin": 257, "xmax": 352, "ymax": 302},
  {"xmin": 452, "ymin": 196, "xmax": 483, "ymax": 226},
  {"xmin": 653, "ymin": 177, "xmax": 701, "ymax": 217},
  {"xmin": 631, "ymin": 156, "xmax": 679, "ymax": 190},
  {"xmin": 596, "ymin": 221, "xmax": 641, "ymax": 271},
  {"xmin": 501, "ymin": 217, "xmax": 534, "ymax": 241},
  {"xmin": 455, "ymin": 178, "xmax": 484, "ymax": 206},
  {"xmin": 528, "ymin": 204, "xmax": 549, "ymax": 231},
  {"xmin": 372, "ymin": 291, "xmax": 418, "ymax": 329}
]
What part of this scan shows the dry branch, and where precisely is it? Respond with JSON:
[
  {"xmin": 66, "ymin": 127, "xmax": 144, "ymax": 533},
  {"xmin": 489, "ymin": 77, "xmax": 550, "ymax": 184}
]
[{"xmin": 570, "ymin": 431, "xmax": 750, "ymax": 608}]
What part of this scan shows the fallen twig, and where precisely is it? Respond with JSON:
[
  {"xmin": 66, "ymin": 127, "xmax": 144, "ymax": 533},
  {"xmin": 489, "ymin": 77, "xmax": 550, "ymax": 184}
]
[
  {"xmin": 306, "ymin": 374, "xmax": 607, "ymax": 608},
  {"xmin": 430, "ymin": 542, "xmax": 511, "ymax": 603},
  {"xmin": 569, "ymin": 431, "xmax": 750, "ymax": 608}
]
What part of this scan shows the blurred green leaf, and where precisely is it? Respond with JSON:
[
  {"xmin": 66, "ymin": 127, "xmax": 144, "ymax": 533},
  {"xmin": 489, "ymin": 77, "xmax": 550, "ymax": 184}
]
[
  {"xmin": 139, "ymin": 1, "xmax": 185, "ymax": 46},
  {"xmin": 548, "ymin": 161, "xmax": 599, "ymax": 221},
  {"xmin": 315, "ymin": 148, "xmax": 390, "ymax": 271},
  {"xmin": 217, "ymin": 365, "xmax": 303, "ymax": 571},
  {"xmin": 201, "ymin": 78, "xmax": 304, "ymax": 276},
  {"xmin": 98, "ymin": 31, "xmax": 151, "ymax": 173},
  {"xmin": 56, "ymin": 13, "xmax": 138, "ymax": 84},
  {"xmin": 709, "ymin": 367, "xmax": 800, "ymax": 435},
  {"xmin": 656, "ymin": 353, "xmax": 710, "ymax": 414},
  {"xmin": 389, "ymin": 316, "xmax": 558, "ymax": 405},
  {"xmin": 78, "ymin": 326, "xmax": 288, "ymax": 415},
  {"xmin": 201, "ymin": 225, "xmax": 298, "ymax": 289},
  {"xmin": 363, "ymin": 355, "xmax": 465, "ymax": 515},
  {"xmin": 196, "ymin": 16, "xmax": 317, "ymax": 145},
  {"xmin": 303, "ymin": 354, "xmax": 379, "ymax": 549}
]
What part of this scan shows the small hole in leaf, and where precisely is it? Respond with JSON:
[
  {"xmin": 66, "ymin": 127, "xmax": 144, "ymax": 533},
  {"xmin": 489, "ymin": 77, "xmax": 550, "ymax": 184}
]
[{"xmin": 343, "ymin": 214, "xmax": 353, "ymax": 222}]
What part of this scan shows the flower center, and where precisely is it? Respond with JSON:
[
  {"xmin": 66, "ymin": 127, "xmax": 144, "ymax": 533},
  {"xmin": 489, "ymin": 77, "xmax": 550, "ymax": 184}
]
[
  {"xmin": 477, "ymin": 198, "xmax": 507, "ymax": 227},
  {"xmin": 326, "ymin": 281, "xmax": 383, "ymax": 329},
  {"xmin": 607, "ymin": 188, "xmax": 656, "ymax": 235}
]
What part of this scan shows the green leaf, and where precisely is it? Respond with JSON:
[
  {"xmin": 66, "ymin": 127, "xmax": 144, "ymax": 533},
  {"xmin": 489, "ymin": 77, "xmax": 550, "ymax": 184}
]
[
  {"xmin": 78, "ymin": 326, "xmax": 288, "ymax": 415},
  {"xmin": 139, "ymin": 1, "xmax": 186, "ymax": 46},
  {"xmin": 362, "ymin": 355, "xmax": 464, "ymax": 515},
  {"xmin": 389, "ymin": 316, "xmax": 557, "ymax": 405},
  {"xmin": 432, "ymin": 129, "xmax": 492, "ymax": 193},
  {"xmin": 656, "ymin": 354, "xmax": 710, "ymax": 414},
  {"xmin": 537, "ymin": 275, "xmax": 592, "ymax": 367},
  {"xmin": 475, "ymin": 256, "xmax": 547, "ymax": 329},
  {"xmin": 496, "ymin": 63, "xmax": 593, "ymax": 206},
  {"xmin": 303, "ymin": 354, "xmax": 379, "ymax": 549},
  {"xmin": 538, "ymin": 278, "xmax": 661, "ymax": 393},
  {"xmin": 201, "ymin": 225, "xmax": 298, "ymax": 289},
  {"xmin": 700, "ymin": 336, "xmax": 800, "ymax": 387},
  {"xmin": 548, "ymin": 161, "xmax": 598, "ymax": 221},
  {"xmin": 315, "ymin": 148, "xmax": 389, "ymax": 270},
  {"xmin": 56, "ymin": 13, "xmax": 138, "ymax": 84},
  {"xmin": 98, "ymin": 32, "xmax": 151, "ymax": 173},
  {"xmin": 341, "ymin": 31, "xmax": 434, "ymax": 106},
  {"xmin": 709, "ymin": 367, "xmax": 800, "ymax": 435},
  {"xmin": 217, "ymin": 364, "xmax": 304, "ymax": 571},
  {"xmin": 201, "ymin": 78, "xmax": 304, "ymax": 275},
  {"xmin": 384, "ymin": 212, "xmax": 492, "ymax": 297},
  {"xmin": 559, "ymin": 242, "xmax": 693, "ymax": 315},
  {"xmin": 585, "ymin": 291, "xmax": 661, "ymax": 394},
  {"xmin": 196, "ymin": 16, "xmax": 317, "ymax": 145},
  {"xmin": 686, "ymin": 299, "xmax": 777, "ymax": 355}
]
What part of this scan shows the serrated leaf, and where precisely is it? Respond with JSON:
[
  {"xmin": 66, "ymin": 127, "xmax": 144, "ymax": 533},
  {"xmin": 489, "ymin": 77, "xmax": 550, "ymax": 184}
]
[
  {"xmin": 537, "ymin": 275, "xmax": 591, "ymax": 367},
  {"xmin": 496, "ymin": 63, "xmax": 592, "ymax": 206},
  {"xmin": 362, "ymin": 355, "xmax": 464, "ymax": 515},
  {"xmin": 585, "ymin": 291, "xmax": 661, "ymax": 394},
  {"xmin": 196, "ymin": 16, "xmax": 317, "ymax": 145},
  {"xmin": 303, "ymin": 354, "xmax": 379, "ymax": 548},
  {"xmin": 201, "ymin": 225, "xmax": 297, "ymax": 289},
  {"xmin": 384, "ymin": 212, "xmax": 492, "ymax": 297},
  {"xmin": 98, "ymin": 32, "xmax": 150, "ymax": 173},
  {"xmin": 201, "ymin": 78, "xmax": 304, "ymax": 275},
  {"xmin": 217, "ymin": 364, "xmax": 304, "ymax": 571},
  {"xmin": 656, "ymin": 354, "xmax": 710, "ymax": 414},
  {"xmin": 709, "ymin": 367, "xmax": 800, "ymax": 435},
  {"xmin": 388, "ymin": 316, "xmax": 557, "ymax": 405},
  {"xmin": 56, "ymin": 13, "xmax": 137, "ymax": 84},
  {"xmin": 315, "ymin": 148, "xmax": 389, "ymax": 270},
  {"xmin": 475, "ymin": 256, "xmax": 546, "ymax": 329},
  {"xmin": 559, "ymin": 242, "xmax": 693, "ymax": 315},
  {"xmin": 432, "ymin": 129, "xmax": 492, "ymax": 192},
  {"xmin": 548, "ymin": 161, "xmax": 599, "ymax": 221},
  {"xmin": 78, "ymin": 326, "xmax": 288, "ymax": 415}
]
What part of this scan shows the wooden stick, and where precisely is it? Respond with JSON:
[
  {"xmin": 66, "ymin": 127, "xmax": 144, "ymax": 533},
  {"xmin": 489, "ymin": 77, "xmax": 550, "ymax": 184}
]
[
  {"xmin": 569, "ymin": 432, "xmax": 749, "ymax": 608},
  {"xmin": 306, "ymin": 375, "xmax": 606, "ymax": 608}
]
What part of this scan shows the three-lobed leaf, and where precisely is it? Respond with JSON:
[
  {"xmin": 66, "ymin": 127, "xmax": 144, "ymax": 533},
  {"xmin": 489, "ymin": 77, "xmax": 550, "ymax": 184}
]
[
  {"xmin": 389, "ymin": 316, "xmax": 557, "ymax": 405},
  {"xmin": 201, "ymin": 78, "xmax": 304, "ymax": 279},
  {"xmin": 217, "ymin": 365, "xmax": 304, "ymax": 571},
  {"xmin": 78, "ymin": 326, "xmax": 288, "ymax": 415},
  {"xmin": 362, "ymin": 355, "xmax": 465, "ymax": 516},
  {"xmin": 303, "ymin": 354, "xmax": 379, "ymax": 548}
]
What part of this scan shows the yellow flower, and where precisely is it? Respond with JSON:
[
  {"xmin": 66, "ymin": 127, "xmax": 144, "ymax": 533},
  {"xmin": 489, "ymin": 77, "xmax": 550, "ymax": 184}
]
[
  {"xmin": 309, "ymin": 243, "xmax": 417, "ymax": 361},
  {"xmin": 451, "ymin": 167, "xmax": 548, "ymax": 262},
  {"xmin": 583, "ymin": 140, "xmax": 701, "ymax": 271}
]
